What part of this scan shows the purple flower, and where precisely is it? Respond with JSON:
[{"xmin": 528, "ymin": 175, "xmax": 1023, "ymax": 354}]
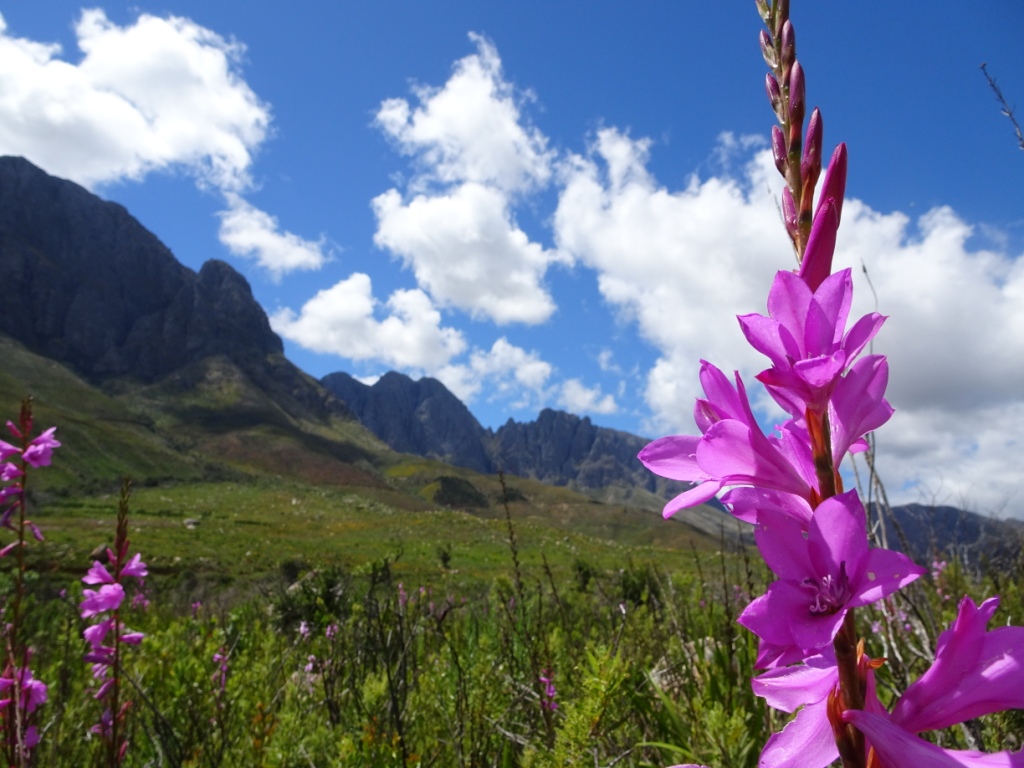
[
  {"xmin": 0, "ymin": 666, "xmax": 48, "ymax": 715},
  {"xmin": 827, "ymin": 354, "xmax": 894, "ymax": 462},
  {"xmin": 80, "ymin": 584, "xmax": 125, "ymax": 619},
  {"xmin": 890, "ymin": 596, "xmax": 1024, "ymax": 733},
  {"xmin": 21, "ymin": 428, "xmax": 60, "ymax": 468},
  {"xmin": 844, "ymin": 710, "xmax": 1024, "ymax": 767},
  {"xmin": 121, "ymin": 553, "xmax": 148, "ymax": 580},
  {"xmin": 739, "ymin": 491, "xmax": 925, "ymax": 656},
  {"xmin": 739, "ymin": 267, "xmax": 885, "ymax": 418},
  {"xmin": 539, "ymin": 670, "xmax": 557, "ymax": 711},
  {"xmin": 83, "ymin": 561, "xmax": 116, "ymax": 585},
  {"xmin": 639, "ymin": 362, "xmax": 815, "ymax": 519},
  {"xmin": 83, "ymin": 618, "xmax": 115, "ymax": 649}
]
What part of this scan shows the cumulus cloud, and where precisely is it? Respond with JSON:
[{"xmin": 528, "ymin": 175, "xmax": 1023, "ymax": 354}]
[
  {"xmin": 373, "ymin": 34, "xmax": 567, "ymax": 325},
  {"xmin": 555, "ymin": 128, "xmax": 787, "ymax": 425},
  {"xmin": 557, "ymin": 379, "xmax": 617, "ymax": 415},
  {"xmin": 269, "ymin": 273, "xmax": 466, "ymax": 370},
  {"xmin": 376, "ymin": 33, "xmax": 552, "ymax": 194},
  {"xmin": 373, "ymin": 183, "xmax": 563, "ymax": 323},
  {"xmin": 0, "ymin": 10, "xmax": 325, "ymax": 276},
  {"xmin": 554, "ymin": 129, "xmax": 1024, "ymax": 515},
  {"xmin": 219, "ymin": 194, "xmax": 329, "ymax": 279},
  {"xmin": 436, "ymin": 337, "xmax": 553, "ymax": 405}
]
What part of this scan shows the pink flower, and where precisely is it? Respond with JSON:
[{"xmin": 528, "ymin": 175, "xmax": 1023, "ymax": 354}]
[
  {"xmin": 21, "ymin": 428, "xmax": 60, "ymax": 468},
  {"xmin": 844, "ymin": 710, "xmax": 1024, "ymax": 767},
  {"xmin": 739, "ymin": 491, "xmax": 925, "ymax": 657},
  {"xmin": 638, "ymin": 362, "xmax": 815, "ymax": 519},
  {"xmin": 80, "ymin": 584, "xmax": 125, "ymax": 619},
  {"xmin": 889, "ymin": 596, "xmax": 1024, "ymax": 733},
  {"xmin": 120, "ymin": 553, "xmax": 148, "ymax": 580},
  {"xmin": 0, "ymin": 666, "xmax": 48, "ymax": 715},
  {"xmin": 739, "ymin": 267, "xmax": 884, "ymax": 418},
  {"xmin": 83, "ymin": 561, "xmax": 116, "ymax": 585}
]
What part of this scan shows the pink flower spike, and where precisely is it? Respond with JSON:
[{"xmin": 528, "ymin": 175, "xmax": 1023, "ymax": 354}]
[
  {"xmin": 83, "ymin": 561, "xmax": 115, "ymax": 585},
  {"xmin": 121, "ymin": 552, "xmax": 149, "ymax": 580},
  {"xmin": 80, "ymin": 583, "xmax": 125, "ymax": 618}
]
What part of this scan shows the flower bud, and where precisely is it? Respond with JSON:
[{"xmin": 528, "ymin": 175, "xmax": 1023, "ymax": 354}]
[
  {"xmin": 780, "ymin": 20, "xmax": 796, "ymax": 78},
  {"xmin": 801, "ymin": 107, "xmax": 823, "ymax": 187},
  {"xmin": 766, "ymin": 74, "xmax": 784, "ymax": 122},
  {"xmin": 781, "ymin": 187, "xmax": 798, "ymax": 239},
  {"xmin": 772, "ymin": 126, "xmax": 788, "ymax": 176},
  {"xmin": 755, "ymin": 0, "xmax": 771, "ymax": 24},
  {"xmin": 817, "ymin": 143, "xmax": 848, "ymax": 224},
  {"xmin": 774, "ymin": 0, "xmax": 790, "ymax": 39},
  {"xmin": 760, "ymin": 30, "xmax": 778, "ymax": 69},
  {"xmin": 788, "ymin": 60, "xmax": 805, "ymax": 129}
]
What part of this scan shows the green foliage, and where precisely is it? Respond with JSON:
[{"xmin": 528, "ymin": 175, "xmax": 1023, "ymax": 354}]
[{"xmin": 432, "ymin": 476, "xmax": 490, "ymax": 509}]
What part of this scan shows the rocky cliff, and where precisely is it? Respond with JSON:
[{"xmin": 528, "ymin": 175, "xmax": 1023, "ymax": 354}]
[
  {"xmin": 0, "ymin": 155, "xmax": 347, "ymax": 424},
  {"xmin": 322, "ymin": 371, "xmax": 493, "ymax": 473},
  {"xmin": 322, "ymin": 370, "xmax": 690, "ymax": 503},
  {"xmin": 0, "ymin": 156, "xmax": 281, "ymax": 381}
]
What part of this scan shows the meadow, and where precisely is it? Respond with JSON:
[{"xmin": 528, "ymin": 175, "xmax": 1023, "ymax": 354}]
[{"xmin": 6, "ymin": 463, "xmax": 1023, "ymax": 767}]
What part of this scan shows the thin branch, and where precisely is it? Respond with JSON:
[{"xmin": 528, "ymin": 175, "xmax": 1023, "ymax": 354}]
[{"xmin": 981, "ymin": 63, "xmax": 1024, "ymax": 152}]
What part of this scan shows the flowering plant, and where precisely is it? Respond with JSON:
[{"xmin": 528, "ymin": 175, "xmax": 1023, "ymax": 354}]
[
  {"xmin": 80, "ymin": 479, "xmax": 148, "ymax": 767},
  {"xmin": 640, "ymin": 2, "xmax": 1024, "ymax": 766},
  {"xmin": 0, "ymin": 399, "xmax": 58, "ymax": 768}
]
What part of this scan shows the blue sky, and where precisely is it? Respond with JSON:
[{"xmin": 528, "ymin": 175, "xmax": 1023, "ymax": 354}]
[{"xmin": 3, "ymin": 2, "xmax": 1024, "ymax": 516}]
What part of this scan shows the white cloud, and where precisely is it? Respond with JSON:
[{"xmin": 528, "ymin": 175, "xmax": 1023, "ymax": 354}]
[
  {"xmin": 219, "ymin": 194, "xmax": 329, "ymax": 279},
  {"xmin": 375, "ymin": 33, "xmax": 552, "ymax": 194},
  {"xmin": 0, "ymin": 9, "xmax": 265, "ymax": 190},
  {"xmin": 554, "ymin": 129, "xmax": 1024, "ymax": 516},
  {"xmin": 558, "ymin": 379, "xmax": 618, "ymax": 415},
  {"xmin": 555, "ymin": 128, "xmax": 788, "ymax": 428},
  {"xmin": 269, "ymin": 273, "xmax": 466, "ymax": 370},
  {"xmin": 436, "ymin": 337, "xmax": 553, "ymax": 405},
  {"xmin": 372, "ymin": 183, "xmax": 565, "ymax": 324},
  {"xmin": 373, "ymin": 34, "xmax": 567, "ymax": 325},
  {"xmin": 0, "ymin": 10, "xmax": 325, "ymax": 277}
]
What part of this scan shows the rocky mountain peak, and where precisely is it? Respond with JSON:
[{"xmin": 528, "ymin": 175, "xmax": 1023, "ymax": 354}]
[{"xmin": 0, "ymin": 156, "xmax": 281, "ymax": 382}]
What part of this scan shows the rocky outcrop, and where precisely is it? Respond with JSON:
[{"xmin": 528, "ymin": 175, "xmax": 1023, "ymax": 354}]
[
  {"xmin": 494, "ymin": 409, "xmax": 647, "ymax": 488},
  {"xmin": 323, "ymin": 371, "xmax": 689, "ymax": 501},
  {"xmin": 322, "ymin": 371, "xmax": 494, "ymax": 473},
  {"xmin": 0, "ymin": 156, "xmax": 281, "ymax": 382}
]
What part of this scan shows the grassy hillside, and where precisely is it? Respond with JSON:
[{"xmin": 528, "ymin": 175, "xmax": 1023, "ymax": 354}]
[{"xmin": 0, "ymin": 333, "xmax": 727, "ymax": 600}]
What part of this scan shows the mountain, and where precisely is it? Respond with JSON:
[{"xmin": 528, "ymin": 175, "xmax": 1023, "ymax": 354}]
[
  {"xmin": 0, "ymin": 156, "xmax": 382, "ymax": 489},
  {"xmin": 321, "ymin": 370, "xmax": 737, "ymax": 536},
  {"xmin": 321, "ymin": 371, "xmax": 493, "ymax": 474},
  {"xmin": 321, "ymin": 371, "xmax": 686, "ymax": 499},
  {"xmin": 0, "ymin": 156, "xmax": 281, "ymax": 382}
]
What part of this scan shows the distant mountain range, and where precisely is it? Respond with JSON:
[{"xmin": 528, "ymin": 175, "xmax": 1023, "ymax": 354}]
[
  {"xmin": 320, "ymin": 371, "xmax": 687, "ymax": 504},
  {"xmin": 1, "ymin": 154, "xmax": 1020, "ymax": 563}
]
